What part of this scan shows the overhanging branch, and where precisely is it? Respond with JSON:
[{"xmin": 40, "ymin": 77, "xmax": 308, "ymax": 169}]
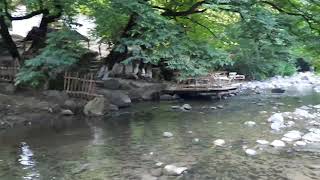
[
  {"xmin": 183, "ymin": 17, "xmax": 218, "ymax": 38},
  {"xmin": 260, "ymin": 1, "xmax": 320, "ymax": 34},
  {"xmin": 153, "ymin": 1, "xmax": 208, "ymax": 17}
]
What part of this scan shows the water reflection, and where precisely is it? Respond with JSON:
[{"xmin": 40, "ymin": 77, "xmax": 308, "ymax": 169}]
[
  {"xmin": 18, "ymin": 142, "xmax": 40, "ymax": 180},
  {"xmin": 90, "ymin": 125, "xmax": 105, "ymax": 146}
]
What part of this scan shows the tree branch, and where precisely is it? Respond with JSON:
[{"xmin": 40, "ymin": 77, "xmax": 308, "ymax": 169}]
[
  {"xmin": 218, "ymin": 7, "xmax": 244, "ymax": 19},
  {"xmin": 153, "ymin": 1, "xmax": 208, "ymax": 17},
  {"xmin": 260, "ymin": 1, "xmax": 320, "ymax": 34},
  {"xmin": 3, "ymin": 0, "xmax": 44, "ymax": 21},
  {"xmin": 183, "ymin": 17, "xmax": 218, "ymax": 38}
]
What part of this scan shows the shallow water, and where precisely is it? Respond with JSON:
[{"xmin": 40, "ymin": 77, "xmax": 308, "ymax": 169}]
[{"xmin": 1, "ymin": 93, "xmax": 320, "ymax": 180}]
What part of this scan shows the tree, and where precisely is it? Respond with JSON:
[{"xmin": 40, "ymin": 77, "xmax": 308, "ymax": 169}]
[
  {"xmin": 0, "ymin": 0, "xmax": 75, "ymax": 62},
  {"xmin": 2, "ymin": 0, "xmax": 320, "ymax": 83},
  {"xmin": 15, "ymin": 28, "xmax": 88, "ymax": 88},
  {"xmin": 83, "ymin": 0, "xmax": 320, "ymax": 78}
]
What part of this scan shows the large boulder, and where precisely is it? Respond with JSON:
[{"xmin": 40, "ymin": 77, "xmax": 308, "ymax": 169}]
[
  {"xmin": 302, "ymin": 129, "xmax": 320, "ymax": 142},
  {"xmin": 103, "ymin": 78, "xmax": 132, "ymax": 90},
  {"xmin": 83, "ymin": 96, "xmax": 105, "ymax": 116},
  {"xmin": 293, "ymin": 108, "xmax": 315, "ymax": 119},
  {"xmin": 98, "ymin": 89, "xmax": 131, "ymax": 108},
  {"xmin": 128, "ymin": 84, "xmax": 165, "ymax": 101}
]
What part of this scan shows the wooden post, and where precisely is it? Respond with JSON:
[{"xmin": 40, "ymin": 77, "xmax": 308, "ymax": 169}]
[{"xmin": 64, "ymin": 72, "xmax": 67, "ymax": 92}]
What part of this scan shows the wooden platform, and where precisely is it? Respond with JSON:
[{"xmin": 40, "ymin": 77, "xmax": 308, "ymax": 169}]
[{"xmin": 163, "ymin": 84, "xmax": 239, "ymax": 98}]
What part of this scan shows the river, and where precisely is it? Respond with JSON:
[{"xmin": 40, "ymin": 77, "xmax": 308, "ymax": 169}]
[{"xmin": 0, "ymin": 91, "xmax": 319, "ymax": 180}]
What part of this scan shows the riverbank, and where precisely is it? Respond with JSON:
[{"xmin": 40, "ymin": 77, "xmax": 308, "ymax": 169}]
[
  {"xmin": 0, "ymin": 78, "xmax": 170, "ymax": 130},
  {"xmin": 1, "ymin": 72, "xmax": 320, "ymax": 131}
]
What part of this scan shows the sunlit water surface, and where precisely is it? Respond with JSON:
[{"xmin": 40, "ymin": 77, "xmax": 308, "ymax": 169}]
[{"xmin": 0, "ymin": 93, "xmax": 320, "ymax": 180}]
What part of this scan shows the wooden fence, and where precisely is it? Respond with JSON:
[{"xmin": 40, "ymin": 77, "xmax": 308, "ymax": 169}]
[
  {"xmin": 64, "ymin": 72, "xmax": 100, "ymax": 99},
  {"xmin": 0, "ymin": 60, "xmax": 20, "ymax": 82}
]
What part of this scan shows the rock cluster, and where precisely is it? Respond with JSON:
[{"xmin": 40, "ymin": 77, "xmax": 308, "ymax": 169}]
[{"xmin": 242, "ymin": 72, "xmax": 320, "ymax": 95}]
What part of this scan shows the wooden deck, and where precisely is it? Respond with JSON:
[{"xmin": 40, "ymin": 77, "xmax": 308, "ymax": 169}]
[
  {"xmin": 163, "ymin": 73, "xmax": 242, "ymax": 98},
  {"xmin": 163, "ymin": 84, "xmax": 239, "ymax": 98}
]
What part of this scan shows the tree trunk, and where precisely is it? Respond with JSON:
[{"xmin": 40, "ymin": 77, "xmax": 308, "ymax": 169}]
[
  {"xmin": 105, "ymin": 14, "xmax": 138, "ymax": 70},
  {"xmin": 25, "ymin": 13, "xmax": 51, "ymax": 53},
  {"xmin": 0, "ymin": 16, "xmax": 21, "ymax": 62},
  {"xmin": 25, "ymin": 6, "xmax": 62, "ymax": 54}
]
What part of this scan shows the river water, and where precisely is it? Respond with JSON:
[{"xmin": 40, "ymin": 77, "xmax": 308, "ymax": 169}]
[{"xmin": 0, "ymin": 93, "xmax": 320, "ymax": 180}]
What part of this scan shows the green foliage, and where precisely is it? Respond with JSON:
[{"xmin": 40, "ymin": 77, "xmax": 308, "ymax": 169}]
[
  {"xmin": 224, "ymin": 6, "xmax": 299, "ymax": 79},
  {"xmin": 84, "ymin": 0, "xmax": 233, "ymax": 78},
  {"xmin": 3, "ymin": 0, "xmax": 320, "ymax": 82},
  {"xmin": 16, "ymin": 28, "xmax": 87, "ymax": 88}
]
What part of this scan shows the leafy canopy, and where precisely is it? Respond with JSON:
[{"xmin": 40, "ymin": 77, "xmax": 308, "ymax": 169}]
[
  {"xmin": 15, "ymin": 28, "xmax": 87, "ymax": 88},
  {"xmin": 2, "ymin": 0, "xmax": 320, "ymax": 84}
]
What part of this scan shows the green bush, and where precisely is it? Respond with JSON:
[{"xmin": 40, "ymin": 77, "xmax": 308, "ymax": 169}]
[{"xmin": 16, "ymin": 28, "xmax": 87, "ymax": 88}]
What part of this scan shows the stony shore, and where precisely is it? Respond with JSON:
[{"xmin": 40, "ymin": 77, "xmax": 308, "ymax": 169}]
[{"xmin": 0, "ymin": 78, "xmax": 168, "ymax": 130}]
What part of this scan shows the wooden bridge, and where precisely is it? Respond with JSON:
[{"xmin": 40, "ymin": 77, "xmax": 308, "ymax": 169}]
[{"xmin": 163, "ymin": 71, "xmax": 244, "ymax": 98}]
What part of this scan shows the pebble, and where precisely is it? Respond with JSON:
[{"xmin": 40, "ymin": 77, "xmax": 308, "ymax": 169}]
[
  {"xmin": 270, "ymin": 140, "xmax": 286, "ymax": 147},
  {"xmin": 244, "ymin": 121, "xmax": 256, "ymax": 127},
  {"xmin": 294, "ymin": 141, "xmax": 307, "ymax": 146},
  {"xmin": 309, "ymin": 121, "xmax": 320, "ymax": 126},
  {"xmin": 283, "ymin": 130, "xmax": 302, "ymax": 141},
  {"xmin": 217, "ymin": 105, "xmax": 224, "ymax": 109},
  {"xmin": 313, "ymin": 104, "xmax": 320, "ymax": 109},
  {"xmin": 256, "ymin": 140, "xmax": 269, "ymax": 145},
  {"xmin": 193, "ymin": 138, "xmax": 200, "ymax": 143},
  {"xmin": 182, "ymin": 104, "xmax": 192, "ymax": 110},
  {"xmin": 163, "ymin": 132, "xmax": 173, "ymax": 138},
  {"xmin": 271, "ymin": 121, "xmax": 285, "ymax": 131},
  {"xmin": 286, "ymin": 121, "xmax": 295, "ymax": 127},
  {"xmin": 171, "ymin": 106, "xmax": 180, "ymax": 109},
  {"xmin": 268, "ymin": 113, "xmax": 284, "ymax": 123},
  {"xmin": 281, "ymin": 137, "xmax": 295, "ymax": 142},
  {"xmin": 245, "ymin": 149, "xmax": 257, "ymax": 156},
  {"xmin": 302, "ymin": 131, "xmax": 320, "ymax": 142},
  {"xmin": 150, "ymin": 168, "xmax": 163, "ymax": 177},
  {"xmin": 155, "ymin": 162, "xmax": 164, "ymax": 167},
  {"xmin": 61, "ymin": 109, "xmax": 74, "ymax": 116},
  {"xmin": 163, "ymin": 164, "xmax": 188, "ymax": 176},
  {"xmin": 213, "ymin": 139, "xmax": 225, "ymax": 146}
]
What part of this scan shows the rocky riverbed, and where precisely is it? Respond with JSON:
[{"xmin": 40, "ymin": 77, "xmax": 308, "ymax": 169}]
[
  {"xmin": 0, "ymin": 74, "xmax": 320, "ymax": 179},
  {"xmin": 242, "ymin": 72, "xmax": 320, "ymax": 95}
]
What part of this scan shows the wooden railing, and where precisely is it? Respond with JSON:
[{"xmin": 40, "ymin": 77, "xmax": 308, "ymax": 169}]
[
  {"xmin": 0, "ymin": 60, "xmax": 20, "ymax": 82},
  {"xmin": 64, "ymin": 72, "xmax": 100, "ymax": 99}
]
